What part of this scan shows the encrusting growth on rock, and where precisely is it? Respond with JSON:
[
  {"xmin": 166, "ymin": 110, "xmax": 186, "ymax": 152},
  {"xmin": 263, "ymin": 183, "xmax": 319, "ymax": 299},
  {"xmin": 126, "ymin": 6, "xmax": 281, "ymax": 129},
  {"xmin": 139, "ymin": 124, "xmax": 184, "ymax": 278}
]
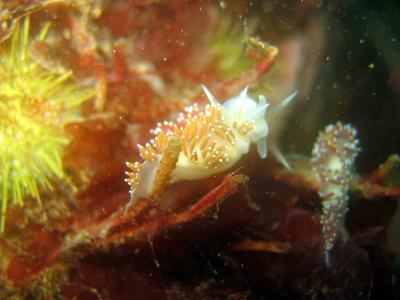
[{"xmin": 0, "ymin": 17, "xmax": 94, "ymax": 233}]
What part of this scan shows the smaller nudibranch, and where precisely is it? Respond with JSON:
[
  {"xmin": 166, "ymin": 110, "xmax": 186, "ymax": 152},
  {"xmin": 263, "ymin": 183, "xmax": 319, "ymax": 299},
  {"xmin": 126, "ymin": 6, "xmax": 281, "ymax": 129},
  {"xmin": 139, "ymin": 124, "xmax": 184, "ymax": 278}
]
[
  {"xmin": 311, "ymin": 122, "xmax": 360, "ymax": 267},
  {"xmin": 126, "ymin": 86, "xmax": 290, "ymax": 201}
]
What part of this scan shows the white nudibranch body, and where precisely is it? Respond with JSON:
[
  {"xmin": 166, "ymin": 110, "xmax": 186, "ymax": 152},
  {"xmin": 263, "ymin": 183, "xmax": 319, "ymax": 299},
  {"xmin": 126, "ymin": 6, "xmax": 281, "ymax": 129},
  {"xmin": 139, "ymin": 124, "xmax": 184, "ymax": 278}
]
[{"xmin": 126, "ymin": 86, "xmax": 270, "ymax": 200}]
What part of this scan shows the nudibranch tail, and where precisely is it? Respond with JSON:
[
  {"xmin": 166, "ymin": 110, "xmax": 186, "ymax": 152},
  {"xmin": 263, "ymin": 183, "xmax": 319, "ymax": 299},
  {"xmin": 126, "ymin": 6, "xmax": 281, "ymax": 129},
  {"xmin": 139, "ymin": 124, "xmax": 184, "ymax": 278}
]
[
  {"xmin": 125, "ymin": 136, "xmax": 182, "ymax": 205},
  {"xmin": 126, "ymin": 157, "xmax": 160, "ymax": 200}
]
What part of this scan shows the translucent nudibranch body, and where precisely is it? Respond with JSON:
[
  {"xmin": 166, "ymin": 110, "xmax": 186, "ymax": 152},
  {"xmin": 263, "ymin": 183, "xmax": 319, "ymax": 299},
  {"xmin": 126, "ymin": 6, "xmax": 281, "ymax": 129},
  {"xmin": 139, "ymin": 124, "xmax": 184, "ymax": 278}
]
[
  {"xmin": 311, "ymin": 122, "xmax": 360, "ymax": 266},
  {"xmin": 126, "ymin": 86, "xmax": 269, "ymax": 200}
]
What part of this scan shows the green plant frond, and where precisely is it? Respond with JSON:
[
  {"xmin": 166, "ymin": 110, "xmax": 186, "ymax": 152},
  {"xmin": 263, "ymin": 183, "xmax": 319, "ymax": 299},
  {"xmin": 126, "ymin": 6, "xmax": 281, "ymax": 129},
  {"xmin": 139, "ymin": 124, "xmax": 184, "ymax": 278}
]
[
  {"xmin": 37, "ymin": 22, "xmax": 51, "ymax": 41},
  {"xmin": 22, "ymin": 17, "xmax": 30, "ymax": 54},
  {"xmin": 38, "ymin": 149, "xmax": 64, "ymax": 178},
  {"xmin": 209, "ymin": 15, "xmax": 256, "ymax": 77},
  {"xmin": 12, "ymin": 178, "xmax": 23, "ymax": 207},
  {"xmin": 1, "ymin": 163, "xmax": 11, "ymax": 232},
  {"xmin": 0, "ymin": 17, "xmax": 95, "ymax": 233}
]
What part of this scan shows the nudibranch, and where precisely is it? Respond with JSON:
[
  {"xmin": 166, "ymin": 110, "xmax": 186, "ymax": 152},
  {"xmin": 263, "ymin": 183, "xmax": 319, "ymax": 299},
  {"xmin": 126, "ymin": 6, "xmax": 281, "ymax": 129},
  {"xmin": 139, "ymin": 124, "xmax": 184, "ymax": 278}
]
[
  {"xmin": 126, "ymin": 86, "xmax": 284, "ymax": 201},
  {"xmin": 311, "ymin": 122, "xmax": 360, "ymax": 266}
]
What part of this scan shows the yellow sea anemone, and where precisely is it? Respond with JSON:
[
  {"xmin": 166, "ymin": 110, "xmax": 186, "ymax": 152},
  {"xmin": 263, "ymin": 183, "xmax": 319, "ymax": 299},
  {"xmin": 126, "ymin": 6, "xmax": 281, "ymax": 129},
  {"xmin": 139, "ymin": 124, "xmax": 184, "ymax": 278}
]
[{"xmin": 0, "ymin": 17, "xmax": 94, "ymax": 232}]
